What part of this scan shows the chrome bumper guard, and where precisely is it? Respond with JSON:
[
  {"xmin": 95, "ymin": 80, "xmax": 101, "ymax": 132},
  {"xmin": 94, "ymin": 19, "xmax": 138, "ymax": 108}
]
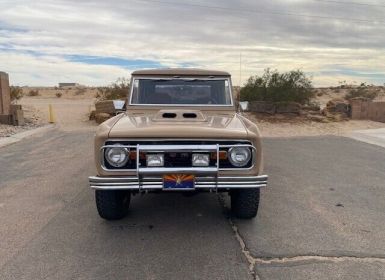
[
  {"xmin": 89, "ymin": 175, "xmax": 268, "ymax": 190},
  {"xmin": 93, "ymin": 142, "xmax": 267, "ymax": 190}
]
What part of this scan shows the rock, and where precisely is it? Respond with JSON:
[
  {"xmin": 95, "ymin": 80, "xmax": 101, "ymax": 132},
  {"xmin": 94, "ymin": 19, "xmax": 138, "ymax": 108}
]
[
  {"xmin": 275, "ymin": 102, "xmax": 301, "ymax": 114},
  {"xmin": 302, "ymin": 104, "xmax": 321, "ymax": 112},
  {"xmin": 323, "ymin": 98, "xmax": 351, "ymax": 120},
  {"xmin": 326, "ymin": 98, "xmax": 349, "ymax": 113},
  {"xmin": 89, "ymin": 110, "xmax": 96, "ymax": 121},
  {"xmin": 248, "ymin": 101, "xmax": 276, "ymax": 114},
  {"xmin": 307, "ymin": 114, "xmax": 329, "ymax": 123},
  {"xmin": 95, "ymin": 113, "xmax": 111, "ymax": 124},
  {"xmin": 329, "ymin": 113, "xmax": 349, "ymax": 122}
]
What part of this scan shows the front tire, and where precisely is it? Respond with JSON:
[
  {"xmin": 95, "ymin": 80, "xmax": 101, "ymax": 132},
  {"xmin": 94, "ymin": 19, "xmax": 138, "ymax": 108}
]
[
  {"xmin": 230, "ymin": 188, "xmax": 260, "ymax": 219},
  {"xmin": 95, "ymin": 190, "xmax": 131, "ymax": 220}
]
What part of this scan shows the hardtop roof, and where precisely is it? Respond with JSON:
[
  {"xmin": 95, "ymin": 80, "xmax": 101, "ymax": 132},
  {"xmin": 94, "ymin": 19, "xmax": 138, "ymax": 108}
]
[{"xmin": 131, "ymin": 68, "xmax": 231, "ymax": 77}]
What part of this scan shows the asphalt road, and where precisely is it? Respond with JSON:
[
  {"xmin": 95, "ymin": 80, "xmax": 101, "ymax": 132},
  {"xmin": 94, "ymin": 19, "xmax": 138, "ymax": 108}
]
[{"xmin": 0, "ymin": 130, "xmax": 384, "ymax": 279}]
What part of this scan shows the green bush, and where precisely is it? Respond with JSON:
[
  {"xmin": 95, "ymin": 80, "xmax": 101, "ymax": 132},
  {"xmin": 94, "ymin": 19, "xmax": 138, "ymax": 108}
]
[
  {"xmin": 96, "ymin": 77, "xmax": 130, "ymax": 101},
  {"xmin": 345, "ymin": 84, "xmax": 378, "ymax": 100},
  {"xmin": 10, "ymin": 86, "xmax": 24, "ymax": 101},
  {"xmin": 240, "ymin": 69, "xmax": 314, "ymax": 105}
]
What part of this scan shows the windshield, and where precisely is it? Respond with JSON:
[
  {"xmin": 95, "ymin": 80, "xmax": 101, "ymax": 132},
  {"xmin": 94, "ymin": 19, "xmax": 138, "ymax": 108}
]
[{"xmin": 130, "ymin": 78, "xmax": 232, "ymax": 106}]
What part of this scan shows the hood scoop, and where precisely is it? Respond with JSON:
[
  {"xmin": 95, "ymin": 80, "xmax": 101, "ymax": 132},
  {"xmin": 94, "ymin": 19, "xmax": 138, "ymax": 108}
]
[{"xmin": 152, "ymin": 110, "xmax": 207, "ymax": 122}]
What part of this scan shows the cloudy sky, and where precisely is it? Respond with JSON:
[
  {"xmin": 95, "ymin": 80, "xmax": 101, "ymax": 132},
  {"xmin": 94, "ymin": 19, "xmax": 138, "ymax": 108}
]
[{"xmin": 1, "ymin": 0, "xmax": 384, "ymax": 86}]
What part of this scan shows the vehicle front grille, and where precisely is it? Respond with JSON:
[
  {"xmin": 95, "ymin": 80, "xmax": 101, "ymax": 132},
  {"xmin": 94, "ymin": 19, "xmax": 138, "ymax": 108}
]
[{"xmin": 103, "ymin": 140, "xmax": 253, "ymax": 170}]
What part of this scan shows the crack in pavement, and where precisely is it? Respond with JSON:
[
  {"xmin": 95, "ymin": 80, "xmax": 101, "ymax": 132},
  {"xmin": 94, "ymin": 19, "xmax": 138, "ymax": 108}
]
[
  {"xmin": 218, "ymin": 194, "xmax": 385, "ymax": 279},
  {"xmin": 217, "ymin": 194, "xmax": 261, "ymax": 280},
  {"xmin": 228, "ymin": 217, "xmax": 385, "ymax": 271},
  {"xmin": 227, "ymin": 217, "xmax": 261, "ymax": 280}
]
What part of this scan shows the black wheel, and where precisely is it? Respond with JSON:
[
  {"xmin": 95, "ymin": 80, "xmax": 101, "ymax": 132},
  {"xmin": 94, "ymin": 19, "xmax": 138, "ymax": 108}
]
[
  {"xmin": 230, "ymin": 188, "xmax": 260, "ymax": 219},
  {"xmin": 95, "ymin": 190, "xmax": 131, "ymax": 220}
]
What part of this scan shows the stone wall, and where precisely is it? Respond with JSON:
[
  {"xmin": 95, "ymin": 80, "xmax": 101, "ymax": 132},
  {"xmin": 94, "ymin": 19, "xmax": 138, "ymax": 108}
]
[
  {"xmin": 247, "ymin": 101, "xmax": 301, "ymax": 114},
  {"xmin": 351, "ymin": 99, "xmax": 385, "ymax": 123}
]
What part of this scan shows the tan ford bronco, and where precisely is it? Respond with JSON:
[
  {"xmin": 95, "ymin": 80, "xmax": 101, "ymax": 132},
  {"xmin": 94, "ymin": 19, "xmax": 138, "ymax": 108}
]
[{"xmin": 89, "ymin": 69, "xmax": 268, "ymax": 220}]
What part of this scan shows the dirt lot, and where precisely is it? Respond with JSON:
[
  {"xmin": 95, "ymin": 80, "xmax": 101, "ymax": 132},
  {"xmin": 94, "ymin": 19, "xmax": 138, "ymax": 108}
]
[
  {"xmin": 2, "ymin": 86, "xmax": 385, "ymax": 137},
  {"xmin": 19, "ymin": 97, "xmax": 97, "ymax": 131},
  {"xmin": 246, "ymin": 113, "xmax": 385, "ymax": 137},
  {"xmin": 314, "ymin": 86, "xmax": 385, "ymax": 108}
]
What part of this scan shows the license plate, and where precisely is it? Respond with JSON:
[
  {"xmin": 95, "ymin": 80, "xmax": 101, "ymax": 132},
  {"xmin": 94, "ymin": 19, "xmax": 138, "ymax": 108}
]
[{"xmin": 163, "ymin": 174, "xmax": 195, "ymax": 189}]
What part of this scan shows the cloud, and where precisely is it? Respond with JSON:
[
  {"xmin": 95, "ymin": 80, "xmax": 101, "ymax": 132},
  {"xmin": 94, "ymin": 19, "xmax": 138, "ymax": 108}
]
[{"xmin": 0, "ymin": 0, "xmax": 384, "ymax": 86}]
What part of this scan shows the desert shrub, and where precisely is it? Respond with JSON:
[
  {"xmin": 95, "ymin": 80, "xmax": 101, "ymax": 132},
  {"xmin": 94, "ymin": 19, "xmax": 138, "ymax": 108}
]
[
  {"xmin": 75, "ymin": 88, "xmax": 87, "ymax": 95},
  {"xmin": 10, "ymin": 86, "xmax": 24, "ymax": 101},
  {"xmin": 338, "ymin": 80, "xmax": 348, "ymax": 89},
  {"xmin": 240, "ymin": 69, "xmax": 314, "ymax": 105},
  {"xmin": 96, "ymin": 77, "xmax": 130, "ymax": 101},
  {"xmin": 27, "ymin": 89, "xmax": 39, "ymax": 96},
  {"xmin": 345, "ymin": 84, "xmax": 378, "ymax": 100},
  {"xmin": 56, "ymin": 92, "xmax": 62, "ymax": 98}
]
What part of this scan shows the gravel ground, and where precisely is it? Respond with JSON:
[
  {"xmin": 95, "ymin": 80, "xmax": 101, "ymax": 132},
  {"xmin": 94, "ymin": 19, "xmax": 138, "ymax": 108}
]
[
  {"xmin": 0, "ymin": 105, "xmax": 43, "ymax": 137},
  {"xmin": 0, "ymin": 123, "xmax": 42, "ymax": 137}
]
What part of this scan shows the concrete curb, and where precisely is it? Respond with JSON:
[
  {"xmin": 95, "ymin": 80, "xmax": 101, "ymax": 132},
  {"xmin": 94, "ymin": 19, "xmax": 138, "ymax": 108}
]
[
  {"xmin": 349, "ymin": 128, "xmax": 385, "ymax": 148},
  {"xmin": 0, "ymin": 124, "xmax": 56, "ymax": 148}
]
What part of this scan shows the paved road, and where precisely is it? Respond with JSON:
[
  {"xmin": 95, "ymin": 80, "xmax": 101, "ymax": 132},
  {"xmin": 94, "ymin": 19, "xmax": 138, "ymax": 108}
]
[{"xmin": 0, "ymin": 130, "xmax": 384, "ymax": 279}]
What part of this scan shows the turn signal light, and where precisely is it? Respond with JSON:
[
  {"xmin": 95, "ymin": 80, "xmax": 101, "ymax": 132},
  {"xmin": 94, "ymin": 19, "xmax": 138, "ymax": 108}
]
[
  {"xmin": 129, "ymin": 151, "xmax": 146, "ymax": 160},
  {"xmin": 211, "ymin": 151, "xmax": 228, "ymax": 160}
]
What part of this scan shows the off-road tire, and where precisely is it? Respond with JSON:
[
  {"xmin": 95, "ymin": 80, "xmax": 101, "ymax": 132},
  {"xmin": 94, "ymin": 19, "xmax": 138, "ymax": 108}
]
[
  {"xmin": 230, "ymin": 188, "xmax": 260, "ymax": 219},
  {"xmin": 95, "ymin": 190, "xmax": 131, "ymax": 220}
]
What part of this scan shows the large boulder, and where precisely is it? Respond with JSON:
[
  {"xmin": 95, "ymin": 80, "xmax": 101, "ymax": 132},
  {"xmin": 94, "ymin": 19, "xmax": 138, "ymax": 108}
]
[
  {"xmin": 325, "ymin": 98, "xmax": 350, "ymax": 114},
  {"xmin": 322, "ymin": 98, "xmax": 351, "ymax": 121}
]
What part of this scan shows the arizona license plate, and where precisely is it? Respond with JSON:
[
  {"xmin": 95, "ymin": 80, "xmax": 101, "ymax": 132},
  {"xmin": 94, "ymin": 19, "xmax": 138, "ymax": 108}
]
[{"xmin": 163, "ymin": 174, "xmax": 195, "ymax": 189}]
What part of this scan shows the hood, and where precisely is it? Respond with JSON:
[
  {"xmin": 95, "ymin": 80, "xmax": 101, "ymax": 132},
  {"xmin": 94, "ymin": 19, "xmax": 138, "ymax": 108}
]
[{"xmin": 108, "ymin": 109, "xmax": 248, "ymax": 139}]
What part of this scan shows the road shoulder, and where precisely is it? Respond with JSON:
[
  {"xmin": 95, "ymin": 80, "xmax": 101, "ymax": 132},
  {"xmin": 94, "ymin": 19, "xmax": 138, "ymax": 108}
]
[{"xmin": 0, "ymin": 124, "xmax": 55, "ymax": 148}]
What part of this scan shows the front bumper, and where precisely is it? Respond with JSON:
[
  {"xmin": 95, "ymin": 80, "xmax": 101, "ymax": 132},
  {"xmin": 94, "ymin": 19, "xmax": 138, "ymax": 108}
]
[{"xmin": 89, "ymin": 175, "xmax": 268, "ymax": 190}]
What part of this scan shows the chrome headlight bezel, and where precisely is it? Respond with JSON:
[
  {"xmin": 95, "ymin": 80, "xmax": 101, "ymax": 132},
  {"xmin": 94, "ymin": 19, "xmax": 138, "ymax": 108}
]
[
  {"xmin": 228, "ymin": 146, "xmax": 252, "ymax": 167},
  {"xmin": 105, "ymin": 145, "xmax": 129, "ymax": 168}
]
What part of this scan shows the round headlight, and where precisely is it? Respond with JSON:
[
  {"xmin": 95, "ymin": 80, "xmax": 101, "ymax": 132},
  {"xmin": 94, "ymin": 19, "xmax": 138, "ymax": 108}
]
[
  {"xmin": 105, "ymin": 145, "xmax": 129, "ymax": 168},
  {"xmin": 228, "ymin": 146, "xmax": 251, "ymax": 167}
]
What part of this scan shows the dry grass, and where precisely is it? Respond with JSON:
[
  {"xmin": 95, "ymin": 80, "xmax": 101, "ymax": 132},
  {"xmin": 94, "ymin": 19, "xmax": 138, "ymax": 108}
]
[{"xmin": 21, "ymin": 86, "xmax": 98, "ymax": 100}]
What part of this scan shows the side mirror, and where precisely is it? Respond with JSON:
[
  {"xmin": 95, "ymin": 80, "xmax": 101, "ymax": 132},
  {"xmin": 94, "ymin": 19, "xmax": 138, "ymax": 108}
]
[{"xmin": 238, "ymin": 101, "xmax": 249, "ymax": 113}]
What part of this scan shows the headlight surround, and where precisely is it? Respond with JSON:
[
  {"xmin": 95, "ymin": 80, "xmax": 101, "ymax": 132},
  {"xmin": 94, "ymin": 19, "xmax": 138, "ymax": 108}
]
[
  {"xmin": 228, "ymin": 146, "xmax": 252, "ymax": 167},
  {"xmin": 105, "ymin": 145, "xmax": 129, "ymax": 168}
]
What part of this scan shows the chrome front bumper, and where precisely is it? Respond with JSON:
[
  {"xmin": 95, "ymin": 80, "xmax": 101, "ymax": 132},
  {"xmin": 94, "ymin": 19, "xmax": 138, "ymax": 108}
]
[{"xmin": 89, "ymin": 175, "xmax": 268, "ymax": 190}]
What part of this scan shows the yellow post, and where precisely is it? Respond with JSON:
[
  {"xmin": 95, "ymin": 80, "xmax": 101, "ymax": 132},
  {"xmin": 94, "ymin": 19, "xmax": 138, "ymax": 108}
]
[{"xmin": 48, "ymin": 104, "xmax": 56, "ymax": 123}]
